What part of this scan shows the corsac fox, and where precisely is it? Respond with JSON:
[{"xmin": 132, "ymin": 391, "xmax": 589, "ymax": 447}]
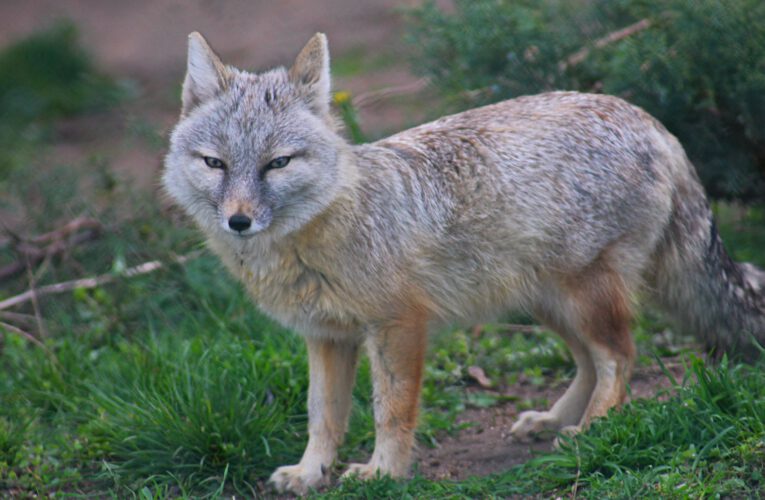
[{"xmin": 163, "ymin": 32, "xmax": 765, "ymax": 494}]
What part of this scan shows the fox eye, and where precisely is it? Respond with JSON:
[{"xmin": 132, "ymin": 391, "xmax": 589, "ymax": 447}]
[
  {"xmin": 266, "ymin": 156, "xmax": 291, "ymax": 170},
  {"xmin": 203, "ymin": 156, "xmax": 226, "ymax": 170}
]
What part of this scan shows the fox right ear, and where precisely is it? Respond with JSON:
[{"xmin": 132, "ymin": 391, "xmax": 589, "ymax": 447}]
[
  {"xmin": 289, "ymin": 33, "xmax": 331, "ymax": 119},
  {"xmin": 182, "ymin": 32, "xmax": 230, "ymax": 116}
]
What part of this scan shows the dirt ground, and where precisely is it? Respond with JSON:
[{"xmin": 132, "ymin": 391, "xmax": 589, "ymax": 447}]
[
  {"xmin": 1, "ymin": 0, "xmax": 691, "ymax": 485},
  {"xmin": 416, "ymin": 361, "xmax": 686, "ymax": 480}
]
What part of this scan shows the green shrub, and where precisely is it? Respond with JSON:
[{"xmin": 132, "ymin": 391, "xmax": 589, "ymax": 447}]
[{"xmin": 407, "ymin": 0, "xmax": 765, "ymax": 201}]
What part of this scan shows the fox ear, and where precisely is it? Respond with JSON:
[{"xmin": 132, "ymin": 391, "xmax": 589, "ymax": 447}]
[
  {"xmin": 182, "ymin": 32, "xmax": 230, "ymax": 116},
  {"xmin": 289, "ymin": 33, "xmax": 331, "ymax": 118}
]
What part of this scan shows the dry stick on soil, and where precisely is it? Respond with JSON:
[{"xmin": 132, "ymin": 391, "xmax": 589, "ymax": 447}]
[
  {"xmin": 0, "ymin": 251, "xmax": 203, "ymax": 311},
  {"xmin": 0, "ymin": 216, "xmax": 102, "ymax": 282},
  {"xmin": 25, "ymin": 253, "xmax": 49, "ymax": 338}
]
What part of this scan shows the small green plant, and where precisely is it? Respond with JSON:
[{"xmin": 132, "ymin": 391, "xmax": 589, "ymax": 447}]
[{"xmin": 333, "ymin": 91, "xmax": 366, "ymax": 144}]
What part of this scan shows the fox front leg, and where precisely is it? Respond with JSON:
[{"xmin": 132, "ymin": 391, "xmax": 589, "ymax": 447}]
[
  {"xmin": 269, "ymin": 337, "xmax": 360, "ymax": 495},
  {"xmin": 341, "ymin": 307, "xmax": 429, "ymax": 482}
]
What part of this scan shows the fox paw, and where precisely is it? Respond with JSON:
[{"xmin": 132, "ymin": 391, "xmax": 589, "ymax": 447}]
[
  {"xmin": 341, "ymin": 462, "xmax": 384, "ymax": 482},
  {"xmin": 509, "ymin": 410, "xmax": 561, "ymax": 442},
  {"xmin": 553, "ymin": 424, "xmax": 582, "ymax": 449},
  {"xmin": 268, "ymin": 463, "xmax": 327, "ymax": 495}
]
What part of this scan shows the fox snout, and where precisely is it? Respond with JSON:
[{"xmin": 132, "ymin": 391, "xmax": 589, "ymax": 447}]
[{"xmin": 221, "ymin": 200, "xmax": 272, "ymax": 236}]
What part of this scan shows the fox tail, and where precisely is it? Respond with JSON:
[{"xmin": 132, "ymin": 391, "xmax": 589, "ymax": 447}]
[{"xmin": 650, "ymin": 173, "xmax": 765, "ymax": 360}]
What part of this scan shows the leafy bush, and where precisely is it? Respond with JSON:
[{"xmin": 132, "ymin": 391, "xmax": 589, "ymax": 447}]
[{"xmin": 407, "ymin": 0, "xmax": 765, "ymax": 201}]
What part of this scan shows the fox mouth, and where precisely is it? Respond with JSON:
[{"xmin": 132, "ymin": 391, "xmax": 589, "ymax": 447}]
[
  {"xmin": 223, "ymin": 226, "xmax": 266, "ymax": 239},
  {"xmin": 221, "ymin": 221, "xmax": 271, "ymax": 239}
]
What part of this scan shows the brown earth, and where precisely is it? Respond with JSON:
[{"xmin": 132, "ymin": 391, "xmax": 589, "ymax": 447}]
[{"xmin": 416, "ymin": 361, "xmax": 686, "ymax": 481}]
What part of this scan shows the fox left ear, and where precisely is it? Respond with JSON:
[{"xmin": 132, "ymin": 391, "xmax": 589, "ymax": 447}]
[
  {"xmin": 289, "ymin": 33, "xmax": 331, "ymax": 118},
  {"xmin": 182, "ymin": 32, "xmax": 231, "ymax": 116}
]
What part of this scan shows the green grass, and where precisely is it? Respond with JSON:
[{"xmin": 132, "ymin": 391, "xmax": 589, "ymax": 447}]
[{"xmin": 2, "ymin": 23, "xmax": 765, "ymax": 499}]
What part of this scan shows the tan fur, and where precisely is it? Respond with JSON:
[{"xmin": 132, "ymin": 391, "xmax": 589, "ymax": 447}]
[
  {"xmin": 344, "ymin": 298, "xmax": 429, "ymax": 480},
  {"xmin": 163, "ymin": 33, "xmax": 765, "ymax": 494},
  {"xmin": 270, "ymin": 337, "xmax": 359, "ymax": 492},
  {"xmin": 573, "ymin": 265, "xmax": 635, "ymax": 425}
]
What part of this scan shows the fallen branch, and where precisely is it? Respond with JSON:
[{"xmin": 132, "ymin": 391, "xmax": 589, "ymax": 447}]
[
  {"xmin": 0, "ymin": 320, "xmax": 48, "ymax": 350},
  {"xmin": 0, "ymin": 310, "xmax": 37, "ymax": 328},
  {"xmin": 30, "ymin": 216, "xmax": 102, "ymax": 245},
  {"xmin": 0, "ymin": 251, "xmax": 202, "ymax": 311},
  {"xmin": 0, "ymin": 216, "xmax": 102, "ymax": 282}
]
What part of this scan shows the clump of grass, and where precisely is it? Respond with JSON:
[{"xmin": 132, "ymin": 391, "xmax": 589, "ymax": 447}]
[{"xmin": 85, "ymin": 328, "xmax": 308, "ymax": 494}]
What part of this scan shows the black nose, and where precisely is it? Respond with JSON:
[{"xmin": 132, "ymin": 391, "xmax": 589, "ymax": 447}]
[{"xmin": 228, "ymin": 213, "xmax": 252, "ymax": 232}]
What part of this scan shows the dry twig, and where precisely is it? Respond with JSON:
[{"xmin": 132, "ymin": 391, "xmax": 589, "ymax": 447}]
[
  {"xmin": 560, "ymin": 18, "xmax": 652, "ymax": 71},
  {"xmin": 352, "ymin": 78, "xmax": 430, "ymax": 109},
  {"xmin": 0, "ymin": 251, "xmax": 202, "ymax": 311},
  {"xmin": 0, "ymin": 320, "xmax": 47, "ymax": 350},
  {"xmin": 0, "ymin": 216, "xmax": 102, "ymax": 282}
]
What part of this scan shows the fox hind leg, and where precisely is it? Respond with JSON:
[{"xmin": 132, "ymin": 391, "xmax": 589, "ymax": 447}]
[
  {"xmin": 510, "ymin": 262, "xmax": 636, "ymax": 442},
  {"xmin": 509, "ymin": 326, "xmax": 597, "ymax": 441},
  {"xmin": 572, "ymin": 264, "xmax": 636, "ymax": 432}
]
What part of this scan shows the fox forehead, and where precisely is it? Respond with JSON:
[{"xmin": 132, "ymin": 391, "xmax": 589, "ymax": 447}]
[
  {"xmin": 225, "ymin": 68, "xmax": 298, "ymax": 113},
  {"xmin": 186, "ymin": 68, "xmax": 311, "ymax": 159}
]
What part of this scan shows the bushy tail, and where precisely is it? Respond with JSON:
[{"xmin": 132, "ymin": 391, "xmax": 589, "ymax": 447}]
[{"xmin": 650, "ymin": 177, "xmax": 765, "ymax": 361}]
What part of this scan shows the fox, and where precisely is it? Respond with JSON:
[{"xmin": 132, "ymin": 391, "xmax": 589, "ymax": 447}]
[{"xmin": 162, "ymin": 32, "xmax": 765, "ymax": 494}]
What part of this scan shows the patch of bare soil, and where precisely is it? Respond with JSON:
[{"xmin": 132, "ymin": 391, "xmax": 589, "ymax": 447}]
[
  {"xmin": 417, "ymin": 361, "xmax": 687, "ymax": 480},
  {"xmin": 0, "ymin": 1, "xmax": 436, "ymax": 227}
]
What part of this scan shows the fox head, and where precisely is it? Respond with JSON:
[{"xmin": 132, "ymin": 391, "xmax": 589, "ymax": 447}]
[{"xmin": 163, "ymin": 32, "xmax": 353, "ymax": 241}]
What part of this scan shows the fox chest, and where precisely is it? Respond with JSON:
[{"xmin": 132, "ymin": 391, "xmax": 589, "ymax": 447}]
[{"xmin": 233, "ymin": 251, "xmax": 364, "ymax": 339}]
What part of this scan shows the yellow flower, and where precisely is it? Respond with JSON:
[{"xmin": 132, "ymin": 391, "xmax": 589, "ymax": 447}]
[{"xmin": 333, "ymin": 90, "xmax": 351, "ymax": 105}]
